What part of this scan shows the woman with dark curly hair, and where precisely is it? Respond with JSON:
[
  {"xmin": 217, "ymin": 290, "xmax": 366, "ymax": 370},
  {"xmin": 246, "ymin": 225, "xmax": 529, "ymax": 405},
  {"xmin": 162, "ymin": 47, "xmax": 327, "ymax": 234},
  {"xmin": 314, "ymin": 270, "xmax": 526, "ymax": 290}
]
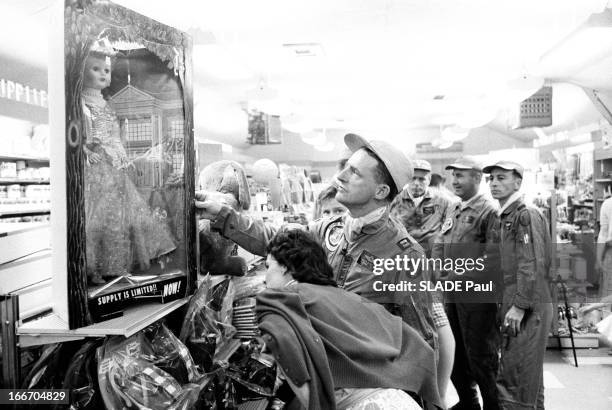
[{"xmin": 256, "ymin": 229, "xmax": 441, "ymax": 410}]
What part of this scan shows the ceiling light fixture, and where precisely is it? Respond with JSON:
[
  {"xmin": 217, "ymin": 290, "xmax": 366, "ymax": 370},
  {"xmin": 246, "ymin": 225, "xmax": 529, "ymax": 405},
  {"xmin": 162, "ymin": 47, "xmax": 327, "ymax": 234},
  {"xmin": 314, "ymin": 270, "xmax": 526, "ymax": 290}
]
[
  {"xmin": 301, "ymin": 129, "xmax": 327, "ymax": 146},
  {"xmin": 535, "ymin": 7, "xmax": 612, "ymax": 78}
]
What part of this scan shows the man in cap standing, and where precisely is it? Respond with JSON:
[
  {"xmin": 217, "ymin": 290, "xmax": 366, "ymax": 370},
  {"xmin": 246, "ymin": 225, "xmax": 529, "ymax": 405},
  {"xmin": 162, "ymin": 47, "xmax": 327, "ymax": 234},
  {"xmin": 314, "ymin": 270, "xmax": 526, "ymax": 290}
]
[
  {"xmin": 391, "ymin": 159, "xmax": 458, "ymax": 252},
  {"xmin": 196, "ymin": 134, "xmax": 439, "ymax": 351},
  {"xmin": 432, "ymin": 156, "xmax": 502, "ymax": 410},
  {"xmin": 484, "ymin": 161, "xmax": 553, "ymax": 410}
]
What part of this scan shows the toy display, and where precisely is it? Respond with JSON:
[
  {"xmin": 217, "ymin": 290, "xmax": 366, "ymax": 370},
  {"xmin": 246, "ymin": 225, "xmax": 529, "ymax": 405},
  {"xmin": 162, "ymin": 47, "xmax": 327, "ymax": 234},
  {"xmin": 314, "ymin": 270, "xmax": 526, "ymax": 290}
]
[{"xmin": 60, "ymin": 0, "xmax": 195, "ymax": 327}]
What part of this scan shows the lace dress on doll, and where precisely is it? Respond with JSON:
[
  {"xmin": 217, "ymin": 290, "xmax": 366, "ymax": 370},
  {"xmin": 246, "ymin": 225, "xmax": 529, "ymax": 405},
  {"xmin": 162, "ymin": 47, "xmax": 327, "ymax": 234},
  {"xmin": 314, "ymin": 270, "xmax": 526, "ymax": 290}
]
[{"xmin": 83, "ymin": 98, "xmax": 176, "ymax": 279}]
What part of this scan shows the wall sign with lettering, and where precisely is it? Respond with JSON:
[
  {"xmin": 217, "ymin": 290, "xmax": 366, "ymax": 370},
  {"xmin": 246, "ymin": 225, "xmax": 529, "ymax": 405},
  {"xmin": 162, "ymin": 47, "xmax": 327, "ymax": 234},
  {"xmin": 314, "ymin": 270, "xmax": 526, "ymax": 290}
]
[{"xmin": 0, "ymin": 78, "xmax": 48, "ymax": 108}]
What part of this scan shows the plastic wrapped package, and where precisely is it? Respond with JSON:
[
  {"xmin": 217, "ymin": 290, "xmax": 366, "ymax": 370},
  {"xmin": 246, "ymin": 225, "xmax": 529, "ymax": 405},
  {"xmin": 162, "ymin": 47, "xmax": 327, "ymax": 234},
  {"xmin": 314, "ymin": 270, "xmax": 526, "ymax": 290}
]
[
  {"xmin": 232, "ymin": 275, "xmax": 266, "ymax": 301},
  {"xmin": 179, "ymin": 275, "xmax": 236, "ymax": 371},
  {"xmin": 60, "ymin": 339, "xmax": 104, "ymax": 410},
  {"xmin": 141, "ymin": 323, "xmax": 200, "ymax": 384},
  {"xmin": 223, "ymin": 339, "xmax": 277, "ymax": 404},
  {"xmin": 106, "ymin": 358, "xmax": 199, "ymax": 410},
  {"xmin": 21, "ymin": 341, "xmax": 84, "ymax": 390},
  {"xmin": 97, "ymin": 322, "xmax": 202, "ymax": 409}
]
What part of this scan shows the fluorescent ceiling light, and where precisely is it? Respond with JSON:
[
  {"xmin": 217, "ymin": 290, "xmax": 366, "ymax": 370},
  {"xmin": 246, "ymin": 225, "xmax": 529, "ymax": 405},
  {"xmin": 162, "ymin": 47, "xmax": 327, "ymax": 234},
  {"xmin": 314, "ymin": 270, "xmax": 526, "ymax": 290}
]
[
  {"xmin": 536, "ymin": 8, "xmax": 612, "ymax": 78},
  {"xmin": 302, "ymin": 130, "xmax": 327, "ymax": 146},
  {"xmin": 315, "ymin": 141, "xmax": 335, "ymax": 152},
  {"xmin": 441, "ymin": 125, "xmax": 470, "ymax": 142}
]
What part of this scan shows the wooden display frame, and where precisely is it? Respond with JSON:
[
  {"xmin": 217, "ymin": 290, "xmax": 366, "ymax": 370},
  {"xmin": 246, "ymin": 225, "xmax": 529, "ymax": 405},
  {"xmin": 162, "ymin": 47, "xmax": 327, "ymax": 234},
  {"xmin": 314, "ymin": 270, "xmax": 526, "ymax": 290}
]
[{"xmin": 50, "ymin": 0, "xmax": 196, "ymax": 329}]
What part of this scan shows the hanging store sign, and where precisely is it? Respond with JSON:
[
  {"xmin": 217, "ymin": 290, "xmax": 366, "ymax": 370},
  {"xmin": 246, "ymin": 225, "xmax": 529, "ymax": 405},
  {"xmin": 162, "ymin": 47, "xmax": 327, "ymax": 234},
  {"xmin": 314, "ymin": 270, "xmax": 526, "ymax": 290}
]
[{"xmin": 0, "ymin": 78, "xmax": 48, "ymax": 108}]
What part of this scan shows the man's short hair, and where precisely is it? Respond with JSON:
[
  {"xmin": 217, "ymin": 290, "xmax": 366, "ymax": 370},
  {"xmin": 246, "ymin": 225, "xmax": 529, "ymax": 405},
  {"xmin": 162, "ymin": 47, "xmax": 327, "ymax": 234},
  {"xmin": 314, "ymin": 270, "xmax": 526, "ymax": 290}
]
[{"xmin": 363, "ymin": 148, "xmax": 398, "ymax": 201}]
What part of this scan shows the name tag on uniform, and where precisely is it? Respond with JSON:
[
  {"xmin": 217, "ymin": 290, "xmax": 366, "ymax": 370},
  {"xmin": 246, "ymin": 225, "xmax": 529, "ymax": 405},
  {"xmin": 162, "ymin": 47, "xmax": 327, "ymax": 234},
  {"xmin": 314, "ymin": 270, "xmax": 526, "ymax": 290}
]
[
  {"xmin": 397, "ymin": 238, "xmax": 412, "ymax": 250},
  {"xmin": 423, "ymin": 206, "xmax": 435, "ymax": 215},
  {"xmin": 357, "ymin": 250, "xmax": 377, "ymax": 270},
  {"xmin": 462, "ymin": 215, "xmax": 475, "ymax": 224}
]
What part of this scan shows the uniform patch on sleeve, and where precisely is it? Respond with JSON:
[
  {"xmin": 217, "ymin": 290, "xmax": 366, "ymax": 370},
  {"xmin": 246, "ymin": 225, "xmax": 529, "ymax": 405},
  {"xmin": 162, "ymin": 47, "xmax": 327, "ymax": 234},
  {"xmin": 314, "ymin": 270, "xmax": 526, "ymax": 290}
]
[
  {"xmin": 441, "ymin": 217, "xmax": 453, "ymax": 233},
  {"xmin": 324, "ymin": 221, "xmax": 344, "ymax": 252},
  {"xmin": 357, "ymin": 250, "xmax": 377, "ymax": 270}
]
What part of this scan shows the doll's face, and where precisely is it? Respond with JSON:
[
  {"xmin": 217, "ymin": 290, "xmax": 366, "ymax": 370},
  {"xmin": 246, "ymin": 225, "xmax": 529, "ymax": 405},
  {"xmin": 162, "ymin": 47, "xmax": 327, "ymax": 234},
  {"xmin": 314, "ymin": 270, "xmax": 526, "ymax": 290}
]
[{"xmin": 84, "ymin": 56, "xmax": 111, "ymax": 90}]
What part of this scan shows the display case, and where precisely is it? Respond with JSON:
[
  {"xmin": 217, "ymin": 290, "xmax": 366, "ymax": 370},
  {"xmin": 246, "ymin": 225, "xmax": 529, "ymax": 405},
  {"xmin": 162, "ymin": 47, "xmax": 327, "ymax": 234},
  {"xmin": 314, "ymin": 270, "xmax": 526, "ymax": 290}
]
[{"xmin": 50, "ymin": 0, "xmax": 195, "ymax": 328}]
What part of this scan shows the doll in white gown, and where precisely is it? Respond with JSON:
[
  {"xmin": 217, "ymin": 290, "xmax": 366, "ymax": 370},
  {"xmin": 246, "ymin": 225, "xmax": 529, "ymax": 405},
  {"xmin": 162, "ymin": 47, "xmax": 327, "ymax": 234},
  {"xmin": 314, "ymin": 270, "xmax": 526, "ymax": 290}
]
[{"xmin": 82, "ymin": 48, "xmax": 176, "ymax": 285}]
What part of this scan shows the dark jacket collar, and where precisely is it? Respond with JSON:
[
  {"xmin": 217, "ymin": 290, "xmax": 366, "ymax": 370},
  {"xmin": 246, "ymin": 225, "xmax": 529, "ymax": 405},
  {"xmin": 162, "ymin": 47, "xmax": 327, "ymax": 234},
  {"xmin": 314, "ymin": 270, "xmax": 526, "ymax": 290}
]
[{"xmin": 500, "ymin": 197, "xmax": 523, "ymax": 217}]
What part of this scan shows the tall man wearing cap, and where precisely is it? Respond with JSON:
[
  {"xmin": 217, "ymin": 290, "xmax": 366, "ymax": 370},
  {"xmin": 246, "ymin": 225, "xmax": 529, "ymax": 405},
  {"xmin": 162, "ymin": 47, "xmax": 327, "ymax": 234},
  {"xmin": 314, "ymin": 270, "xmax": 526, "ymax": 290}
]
[
  {"xmin": 432, "ymin": 156, "xmax": 502, "ymax": 410},
  {"xmin": 484, "ymin": 161, "xmax": 553, "ymax": 410},
  {"xmin": 195, "ymin": 134, "xmax": 439, "ymax": 351}
]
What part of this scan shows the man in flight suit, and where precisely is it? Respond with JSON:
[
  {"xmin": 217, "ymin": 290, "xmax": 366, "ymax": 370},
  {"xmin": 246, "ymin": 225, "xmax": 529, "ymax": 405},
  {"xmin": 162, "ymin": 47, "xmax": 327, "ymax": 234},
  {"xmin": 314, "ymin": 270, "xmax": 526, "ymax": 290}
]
[
  {"xmin": 484, "ymin": 161, "xmax": 553, "ymax": 410},
  {"xmin": 391, "ymin": 159, "xmax": 457, "ymax": 253},
  {"xmin": 196, "ymin": 134, "xmax": 439, "ymax": 351},
  {"xmin": 432, "ymin": 157, "xmax": 501, "ymax": 410}
]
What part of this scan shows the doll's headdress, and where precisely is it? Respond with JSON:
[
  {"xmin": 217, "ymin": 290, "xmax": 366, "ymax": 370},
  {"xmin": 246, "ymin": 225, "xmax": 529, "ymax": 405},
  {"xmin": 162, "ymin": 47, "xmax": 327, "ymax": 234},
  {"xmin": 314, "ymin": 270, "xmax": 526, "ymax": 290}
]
[{"xmin": 88, "ymin": 38, "xmax": 117, "ymax": 65}]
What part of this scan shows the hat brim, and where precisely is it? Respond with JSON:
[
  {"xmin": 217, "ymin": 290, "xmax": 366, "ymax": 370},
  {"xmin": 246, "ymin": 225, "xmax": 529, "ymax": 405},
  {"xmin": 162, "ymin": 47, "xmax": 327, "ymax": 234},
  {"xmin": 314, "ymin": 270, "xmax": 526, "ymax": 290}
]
[
  {"xmin": 482, "ymin": 164, "xmax": 523, "ymax": 177},
  {"xmin": 343, "ymin": 133, "xmax": 409, "ymax": 193},
  {"xmin": 344, "ymin": 133, "xmax": 372, "ymax": 154},
  {"xmin": 483, "ymin": 164, "xmax": 514, "ymax": 173},
  {"xmin": 445, "ymin": 163, "xmax": 476, "ymax": 171}
]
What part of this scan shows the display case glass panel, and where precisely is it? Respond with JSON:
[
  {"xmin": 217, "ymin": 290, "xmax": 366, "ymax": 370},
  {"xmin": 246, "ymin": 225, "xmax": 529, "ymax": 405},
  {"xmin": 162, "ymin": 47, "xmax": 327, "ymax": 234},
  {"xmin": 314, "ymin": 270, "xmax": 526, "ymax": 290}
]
[{"xmin": 62, "ymin": 0, "xmax": 195, "ymax": 327}]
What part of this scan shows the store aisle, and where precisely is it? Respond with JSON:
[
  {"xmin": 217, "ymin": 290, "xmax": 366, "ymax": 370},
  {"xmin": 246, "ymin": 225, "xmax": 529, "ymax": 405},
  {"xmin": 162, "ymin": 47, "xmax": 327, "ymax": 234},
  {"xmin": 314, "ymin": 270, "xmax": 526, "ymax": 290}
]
[{"xmin": 543, "ymin": 349, "xmax": 612, "ymax": 410}]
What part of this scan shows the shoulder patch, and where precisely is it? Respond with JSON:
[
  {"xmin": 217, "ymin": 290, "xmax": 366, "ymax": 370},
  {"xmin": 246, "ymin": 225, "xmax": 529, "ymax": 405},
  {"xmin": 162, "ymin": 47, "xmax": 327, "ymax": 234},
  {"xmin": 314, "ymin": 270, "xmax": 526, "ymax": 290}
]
[
  {"xmin": 518, "ymin": 210, "xmax": 530, "ymax": 226},
  {"xmin": 324, "ymin": 220, "xmax": 344, "ymax": 252},
  {"xmin": 441, "ymin": 217, "xmax": 453, "ymax": 233}
]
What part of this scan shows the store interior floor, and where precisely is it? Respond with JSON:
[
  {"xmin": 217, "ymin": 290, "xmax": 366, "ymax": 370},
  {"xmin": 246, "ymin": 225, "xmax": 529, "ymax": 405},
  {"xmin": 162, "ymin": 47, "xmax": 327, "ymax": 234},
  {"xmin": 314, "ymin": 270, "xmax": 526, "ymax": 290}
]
[{"xmin": 543, "ymin": 347, "xmax": 612, "ymax": 409}]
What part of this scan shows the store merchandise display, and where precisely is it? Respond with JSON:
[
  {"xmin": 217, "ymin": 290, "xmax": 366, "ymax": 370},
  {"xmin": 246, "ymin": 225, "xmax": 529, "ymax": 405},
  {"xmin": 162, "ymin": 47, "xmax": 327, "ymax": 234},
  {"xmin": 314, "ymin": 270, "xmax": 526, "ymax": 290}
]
[
  {"xmin": 180, "ymin": 275, "xmax": 236, "ymax": 372},
  {"xmin": 232, "ymin": 298, "xmax": 259, "ymax": 339},
  {"xmin": 49, "ymin": 0, "xmax": 197, "ymax": 328},
  {"xmin": 15, "ymin": 273, "xmax": 277, "ymax": 409},
  {"xmin": 97, "ymin": 322, "xmax": 202, "ymax": 409},
  {"xmin": 198, "ymin": 160, "xmax": 251, "ymax": 277}
]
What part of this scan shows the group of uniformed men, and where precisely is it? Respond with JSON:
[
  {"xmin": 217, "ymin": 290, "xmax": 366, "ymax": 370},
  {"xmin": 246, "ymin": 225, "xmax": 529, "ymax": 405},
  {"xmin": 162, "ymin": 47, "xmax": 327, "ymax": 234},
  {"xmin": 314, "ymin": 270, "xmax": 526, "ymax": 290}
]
[{"xmin": 196, "ymin": 133, "xmax": 553, "ymax": 410}]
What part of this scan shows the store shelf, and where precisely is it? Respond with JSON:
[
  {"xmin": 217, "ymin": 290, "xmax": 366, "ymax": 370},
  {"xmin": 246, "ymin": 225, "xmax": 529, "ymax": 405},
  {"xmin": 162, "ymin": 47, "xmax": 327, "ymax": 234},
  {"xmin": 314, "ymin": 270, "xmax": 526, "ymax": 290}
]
[
  {"xmin": 0, "ymin": 178, "xmax": 50, "ymax": 184},
  {"xmin": 17, "ymin": 297, "xmax": 190, "ymax": 345},
  {"xmin": 0, "ymin": 208, "xmax": 50, "ymax": 217},
  {"xmin": 595, "ymin": 178, "xmax": 612, "ymax": 183},
  {"xmin": 547, "ymin": 334, "xmax": 599, "ymax": 349},
  {"xmin": 0, "ymin": 155, "xmax": 49, "ymax": 163}
]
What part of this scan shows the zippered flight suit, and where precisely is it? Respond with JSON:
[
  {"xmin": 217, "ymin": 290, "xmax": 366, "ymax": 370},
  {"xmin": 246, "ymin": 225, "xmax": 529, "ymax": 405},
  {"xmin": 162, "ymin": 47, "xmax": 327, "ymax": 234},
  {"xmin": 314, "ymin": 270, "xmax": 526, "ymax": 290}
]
[
  {"xmin": 391, "ymin": 188, "xmax": 457, "ymax": 254},
  {"xmin": 496, "ymin": 199, "xmax": 553, "ymax": 410},
  {"xmin": 432, "ymin": 193, "xmax": 502, "ymax": 410}
]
